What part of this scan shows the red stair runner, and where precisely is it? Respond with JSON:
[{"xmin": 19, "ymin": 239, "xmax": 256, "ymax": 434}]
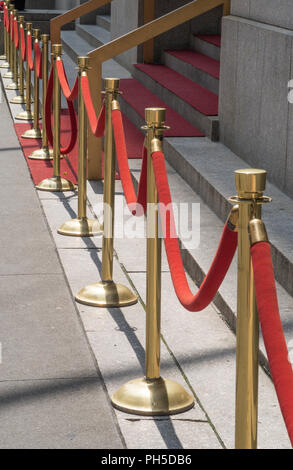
[
  {"xmin": 195, "ymin": 34, "xmax": 221, "ymax": 47},
  {"xmin": 120, "ymin": 78, "xmax": 205, "ymax": 137},
  {"xmin": 122, "ymin": 113, "xmax": 145, "ymax": 158},
  {"xmin": 165, "ymin": 49, "xmax": 220, "ymax": 80},
  {"xmin": 134, "ymin": 64, "xmax": 218, "ymax": 116}
]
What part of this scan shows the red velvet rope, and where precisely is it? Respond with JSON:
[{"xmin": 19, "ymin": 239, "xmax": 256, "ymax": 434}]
[
  {"xmin": 151, "ymin": 150, "xmax": 237, "ymax": 312},
  {"xmin": 34, "ymin": 41, "xmax": 42, "ymax": 79},
  {"xmin": 13, "ymin": 18, "xmax": 18, "ymax": 49},
  {"xmin": 251, "ymin": 241, "xmax": 293, "ymax": 446},
  {"xmin": 4, "ymin": 6, "xmax": 8, "ymax": 31},
  {"xmin": 20, "ymin": 26, "xmax": 26, "ymax": 62},
  {"xmin": 111, "ymin": 108, "xmax": 147, "ymax": 215},
  {"xmin": 81, "ymin": 74, "xmax": 105, "ymax": 138},
  {"xmin": 10, "ymin": 12, "xmax": 13, "ymax": 40},
  {"xmin": 45, "ymin": 67, "xmax": 78, "ymax": 155},
  {"xmin": 56, "ymin": 59, "xmax": 78, "ymax": 102},
  {"xmin": 27, "ymin": 33, "xmax": 33, "ymax": 71}
]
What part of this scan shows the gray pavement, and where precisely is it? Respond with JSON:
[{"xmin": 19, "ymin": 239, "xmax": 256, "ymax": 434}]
[{"xmin": 0, "ymin": 80, "xmax": 124, "ymax": 449}]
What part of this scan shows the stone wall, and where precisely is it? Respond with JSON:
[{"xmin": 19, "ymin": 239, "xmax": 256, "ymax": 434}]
[{"xmin": 219, "ymin": 0, "xmax": 293, "ymax": 198}]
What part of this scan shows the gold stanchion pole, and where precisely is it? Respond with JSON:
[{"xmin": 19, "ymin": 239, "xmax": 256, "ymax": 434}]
[
  {"xmin": 111, "ymin": 108, "xmax": 194, "ymax": 415},
  {"xmin": 15, "ymin": 21, "xmax": 33, "ymax": 121},
  {"xmin": 58, "ymin": 56, "xmax": 102, "ymax": 236},
  {"xmin": 230, "ymin": 169, "xmax": 268, "ymax": 449},
  {"xmin": 36, "ymin": 44, "xmax": 75, "ymax": 192},
  {"xmin": 3, "ymin": 3, "xmax": 14, "ymax": 78},
  {"xmin": 22, "ymin": 28, "xmax": 42, "ymax": 138},
  {"xmin": 10, "ymin": 14, "xmax": 25, "ymax": 104},
  {"xmin": 75, "ymin": 77, "xmax": 137, "ymax": 307},
  {"xmin": 0, "ymin": 1, "xmax": 9, "ymax": 64},
  {"xmin": 29, "ymin": 34, "xmax": 52, "ymax": 158},
  {"xmin": 6, "ymin": 8, "xmax": 18, "ymax": 89}
]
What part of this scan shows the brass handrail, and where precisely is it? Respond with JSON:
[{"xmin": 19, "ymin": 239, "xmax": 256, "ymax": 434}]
[{"xmin": 50, "ymin": 0, "xmax": 112, "ymax": 46}]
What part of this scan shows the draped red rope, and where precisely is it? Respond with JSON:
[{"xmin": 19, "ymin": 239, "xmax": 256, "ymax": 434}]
[
  {"xmin": 45, "ymin": 67, "xmax": 78, "ymax": 155},
  {"xmin": 111, "ymin": 108, "xmax": 147, "ymax": 216},
  {"xmin": 80, "ymin": 74, "xmax": 105, "ymax": 138},
  {"xmin": 251, "ymin": 241, "xmax": 293, "ymax": 447},
  {"xmin": 20, "ymin": 25, "xmax": 26, "ymax": 62},
  {"xmin": 56, "ymin": 58, "xmax": 78, "ymax": 102},
  {"xmin": 34, "ymin": 41, "xmax": 42, "ymax": 79},
  {"xmin": 27, "ymin": 33, "xmax": 34, "ymax": 71},
  {"xmin": 13, "ymin": 18, "xmax": 18, "ymax": 49},
  {"xmin": 151, "ymin": 150, "xmax": 237, "ymax": 312}
]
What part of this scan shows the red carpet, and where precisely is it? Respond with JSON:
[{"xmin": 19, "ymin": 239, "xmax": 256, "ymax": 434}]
[
  {"xmin": 120, "ymin": 78, "xmax": 205, "ymax": 137},
  {"xmin": 134, "ymin": 64, "xmax": 218, "ymax": 116},
  {"xmin": 195, "ymin": 34, "xmax": 221, "ymax": 47},
  {"xmin": 14, "ymin": 111, "xmax": 120, "ymax": 184},
  {"xmin": 165, "ymin": 50, "xmax": 220, "ymax": 80},
  {"xmin": 122, "ymin": 113, "xmax": 145, "ymax": 158}
]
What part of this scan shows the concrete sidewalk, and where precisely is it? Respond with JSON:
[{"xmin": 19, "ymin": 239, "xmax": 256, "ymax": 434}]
[
  {"xmin": 0, "ymin": 62, "xmax": 291, "ymax": 449},
  {"xmin": 0, "ymin": 81, "xmax": 124, "ymax": 449}
]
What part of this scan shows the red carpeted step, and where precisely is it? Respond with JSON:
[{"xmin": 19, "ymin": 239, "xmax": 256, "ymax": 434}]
[
  {"xmin": 195, "ymin": 34, "xmax": 221, "ymax": 48},
  {"xmin": 120, "ymin": 78, "xmax": 205, "ymax": 137},
  {"xmin": 165, "ymin": 49, "xmax": 220, "ymax": 80},
  {"xmin": 134, "ymin": 64, "xmax": 218, "ymax": 116},
  {"xmin": 122, "ymin": 113, "xmax": 145, "ymax": 158}
]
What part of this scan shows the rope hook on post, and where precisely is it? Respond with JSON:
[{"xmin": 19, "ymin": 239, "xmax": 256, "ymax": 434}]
[
  {"xmin": 75, "ymin": 77, "xmax": 137, "ymax": 308},
  {"xmin": 111, "ymin": 107, "xmax": 195, "ymax": 416},
  {"xmin": 57, "ymin": 56, "xmax": 102, "ymax": 237}
]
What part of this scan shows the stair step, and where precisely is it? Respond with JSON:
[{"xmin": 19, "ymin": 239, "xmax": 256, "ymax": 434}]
[
  {"xmin": 119, "ymin": 78, "xmax": 204, "ymax": 137},
  {"xmin": 75, "ymin": 24, "xmax": 110, "ymax": 49},
  {"xmin": 191, "ymin": 34, "xmax": 221, "ymax": 61},
  {"xmin": 163, "ymin": 136, "xmax": 293, "ymax": 303},
  {"xmin": 96, "ymin": 14, "xmax": 111, "ymax": 31},
  {"xmin": 164, "ymin": 49, "xmax": 220, "ymax": 95},
  {"xmin": 133, "ymin": 64, "xmax": 219, "ymax": 140}
]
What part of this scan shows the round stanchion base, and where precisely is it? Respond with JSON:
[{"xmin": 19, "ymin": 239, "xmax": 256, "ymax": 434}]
[
  {"xmin": 111, "ymin": 377, "xmax": 194, "ymax": 416},
  {"xmin": 36, "ymin": 176, "xmax": 76, "ymax": 193},
  {"xmin": 5, "ymin": 82, "xmax": 19, "ymax": 90},
  {"xmin": 3, "ymin": 71, "xmax": 14, "ymax": 78},
  {"xmin": 0, "ymin": 61, "xmax": 9, "ymax": 68},
  {"xmin": 21, "ymin": 127, "xmax": 42, "ymax": 139},
  {"xmin": 58, "ymin": 217, "xmax": 102, "ymax": 237},
  {"xmin": 10, "ymin": 95, "xmax": 26, "ymax": 104},
  {"xmin": 75, "ymin": 280, "xmax": 138, "ymax": 308},
  {"xmin": 15, "ymin": 110, "xmax": 33, "ymax": 121},
  {"xmin": 0, "ymin": 55, "xmax": 7, "ymax": 60},
  {"xmin": 29, "ymin": 147, "xmax": 54, "ymax": 160}
]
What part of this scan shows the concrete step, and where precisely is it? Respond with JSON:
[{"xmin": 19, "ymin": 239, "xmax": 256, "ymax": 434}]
[
  {"xmin": 132, "ymin": 64, "xmax": 219, "ymax": 141},
  {"xmin": 163, "ymin": 49, "xmax": 220, "ymax": 95},
  {"xmin": 96, "ymin": 14, "xmax": 111, "ymax": 31},
  {"xmin": 75, "ymin": 24, "xmax": 110, "ymax": 50},
  {"xmin": 191, "ymin": 34, "xmax": 221, "ymax": 61}
]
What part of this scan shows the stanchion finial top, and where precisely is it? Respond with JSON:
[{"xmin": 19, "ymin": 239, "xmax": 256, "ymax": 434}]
[
  {"xmin": 235, "ymin": 169, "xmax": 266, "ymax": 196},
  {"xmin": 145, "ymin": 107, "xmax": 166, "ymax": 127}
]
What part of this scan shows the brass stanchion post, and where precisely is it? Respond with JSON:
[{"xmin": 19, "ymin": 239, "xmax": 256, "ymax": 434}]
[
  {"xmin": 10, "ymin": 14, "xmax": 25, "ymax": 104},
  {"xmin": 6, "ymin": 8, "xmax": 18, "ymax": 89},
  {"xmin": 29, "ymin": 33, "xmax": 52, "ymax": 158},
  {"xmin": 58, "ymin": 56, "xmax": 102, "ymax": 236},
  {"xmin": 111, "ymin": 108, "xmax": 194, "ymax": 415},
  {"xmin": 0, "ymin": 2, "xmax": 7, "ymax": 61},
  {"xmin": 15, "ymin": 21, "xmax": 33, "ymax": 121},
  {"xmin": 75, "ymin": 77, "xmax": 137, "ymax": 307},
  {"xmin": 230, "ymin": 169, "xmax": 268, "ymax": 449},
  {"xmin": 36, "ymin": 44, "xmax": 75, "ymax": 192},
  {"xmin": 22, "ymin": 28, "xmax": 42, "ymax": 138},
  {"xmin": 3, "ymin": 3, "xmax": 14, "ymax": 78},
  {"xmin": 0, "ymin": 1, "xmax": 10, "ymax": 65}
]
